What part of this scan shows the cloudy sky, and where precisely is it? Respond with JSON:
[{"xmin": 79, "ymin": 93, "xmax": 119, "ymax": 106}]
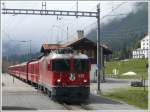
[{"xmin": 1, "ymin": 1, "xmax": 138, "ymax": 51}]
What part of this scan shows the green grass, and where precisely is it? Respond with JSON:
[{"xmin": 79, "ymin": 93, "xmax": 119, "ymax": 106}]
[
  {"xmin": 105, "ymin": 59, "xmax": 148, "ymax": 79},
  {"xmin": 103, "ymin": 87, "xmax": 148, "ymax": 109}
]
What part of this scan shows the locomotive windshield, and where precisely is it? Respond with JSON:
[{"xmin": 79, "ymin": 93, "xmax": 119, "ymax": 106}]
[
  {"xmin": 52, "ymin": 59, "xmax": 70, "ymax": 72},
  {"xmin": 74, "ymin": 59, "xmax": 89, "ymax": 72}
]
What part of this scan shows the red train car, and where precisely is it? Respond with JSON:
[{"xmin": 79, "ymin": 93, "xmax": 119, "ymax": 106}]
[
  {"xmin": 19, "ymin": 62, "xmax": 28, "ymax": 81},
  {"xmin": 28, "ymin": 60, "xmax": 39, "ymax": 86},
  {"xmin": 8, "ymin": 64, "xmax": 20, "ymax": 78},
  {"xmin": 8, "ymin": 48, "xmax": 90, "ymax": 102}
]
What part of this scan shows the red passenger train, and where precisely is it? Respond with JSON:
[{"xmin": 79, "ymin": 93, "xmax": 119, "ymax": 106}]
[{"xmin": 8, "ymin": 48, "xmax": 90, "ymax": 102}]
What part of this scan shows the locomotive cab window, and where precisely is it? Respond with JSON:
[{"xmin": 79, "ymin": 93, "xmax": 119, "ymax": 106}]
[
  {"xmin": 52, "ymin": 59, "xmax": 70, "ymax": 72},
  {"xmin": 74, "ymin": 59, "xmax": 89, "ymax": 72}
]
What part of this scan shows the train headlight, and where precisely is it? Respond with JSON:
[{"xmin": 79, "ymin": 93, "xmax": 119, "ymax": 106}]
[
  {"xmin": 57, "ymin": 79, "xmax": 61, "ymax": 83},
  {"xmin": 83, "ymin": 79, "xmax": 87, "ymax": 83}
]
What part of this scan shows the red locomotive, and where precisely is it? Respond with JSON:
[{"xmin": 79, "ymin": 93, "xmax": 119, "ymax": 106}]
[{"xmin": 8, "ymin": 47, "xmax": 90, "ymax": 102}]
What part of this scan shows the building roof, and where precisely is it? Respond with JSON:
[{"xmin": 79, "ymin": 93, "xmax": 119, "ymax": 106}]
[
  {"xmin": 63, "ymin": 37, "xmax": 109, "ymax": 49},
  {"xmin": 62, "ymin": 37, "xmax": 112, "ymax": 54},
  {"xmin": 40, "ymin": 44, "xmax": 63, "ymax": 53},
  {"xmin": 141, "ymin": 34, "xmax": 149, "ymax": 41},
  {"xmin": 62, "ymin": 37, "xmax": 93, "ymax": 47},
  {"xmin": 41, "ymin": 37, "xmax": 112, "ymax": 55}
]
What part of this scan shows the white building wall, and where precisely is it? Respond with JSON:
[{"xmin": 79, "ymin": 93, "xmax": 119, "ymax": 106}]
[
  {"xmin": 132, "ymin": 35, "xmax": 149, "ymax": 59},
  {"xmin": 141, "ymin": 35, "xmax": 149, "ymax": 50}
]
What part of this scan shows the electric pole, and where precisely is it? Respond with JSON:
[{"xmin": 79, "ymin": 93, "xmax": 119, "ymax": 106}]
[
  {"xmin": 19, "ymin": 40, "xmax": 32, "ymax": 60},
  {"xmin": 76, "ymin": 0, "xmax": 78, "ymax": 18},
  {"xmin": 97, "ymin": 3, "xmax": 101, "ymax": 92},
  {"xmin": 67, "ymin": 26, "xmax": 68, "ymax": 42},
  {"xmin": 29, "ymin": 40, "xmax": 31, "ymax": 60}
]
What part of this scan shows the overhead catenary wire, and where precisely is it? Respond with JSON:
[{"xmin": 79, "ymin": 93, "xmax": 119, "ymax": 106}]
[
  {"xmin": 2, "ymin": 2, "xmax": 139, "ymax": 45},
  {"xmin": 65, "ymin": 1, "xmax": 106, "ymax": 42},
  {"xmin": 2, "ymin": 2, "xmax": 126, "ymax": 40},
  {"xmin": 66, "ymin": 2, "xmax": 129, "ymax": 43},
  {"xmin": 101, "ymin": 2, "xmax": 127, "ymax": 21}
]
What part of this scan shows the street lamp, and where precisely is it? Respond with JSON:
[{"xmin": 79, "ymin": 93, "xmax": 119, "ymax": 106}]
[
  {"xmin": 12, "ymin": 39, "xmax": 32, "ymax": 60},
  {"xmin": 20, "ymin": 40, "xmax": 32, "ymax": 60}
]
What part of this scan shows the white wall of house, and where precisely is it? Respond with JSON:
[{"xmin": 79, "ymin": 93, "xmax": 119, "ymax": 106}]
[
  {"xmin": 133, "ymin": 35, "xmax": 149, "ymax": 59},
  {"xmin": 141, "ymin": 35, "xmax": 149, "ymax": 50}
]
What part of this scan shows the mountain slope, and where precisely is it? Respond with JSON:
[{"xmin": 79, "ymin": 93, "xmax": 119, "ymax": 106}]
[{"xmin": 86, "ymin": 2, "xmax": 148, "ymax": 52}]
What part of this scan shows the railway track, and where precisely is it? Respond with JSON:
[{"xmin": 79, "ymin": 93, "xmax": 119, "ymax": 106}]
[
  {"xmin": 36, "ymin": 89, "xmax": 92, "ymax": 110},
  {"xmin": 61, "ymin": 102, "xmax": 93, "ymax": 110},
  {"xmin": 62, "ymin": 103, "xmax": 72, "ymax": 110},
  {"xmin": 79, "ymin": 104, "xmax": 93, "ymax": 110}
]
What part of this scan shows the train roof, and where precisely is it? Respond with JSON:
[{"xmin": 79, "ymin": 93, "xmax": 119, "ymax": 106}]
[
  {"xmin": 73, "ymin": 53, "xmax": 88, "ymax": 59},
  {"xmin": 29, "ymin": 60, "xmax": 39, "ymax": 64},
  {"xmin": 9, "ymin": 59, "xmax": 38, "ymax": 68},
  {"xmin": 9, "ymin": 62, "xmax": 27, "ymax": 67},
  {"xmin": 46, "ymin": 52, "xmax": 88, "ymax": 59}
]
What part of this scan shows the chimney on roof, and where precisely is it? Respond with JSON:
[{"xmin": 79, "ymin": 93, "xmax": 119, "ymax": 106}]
[{"xmin": 77, "ymin": 30, "xmax": 84, "ymax": 39}]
